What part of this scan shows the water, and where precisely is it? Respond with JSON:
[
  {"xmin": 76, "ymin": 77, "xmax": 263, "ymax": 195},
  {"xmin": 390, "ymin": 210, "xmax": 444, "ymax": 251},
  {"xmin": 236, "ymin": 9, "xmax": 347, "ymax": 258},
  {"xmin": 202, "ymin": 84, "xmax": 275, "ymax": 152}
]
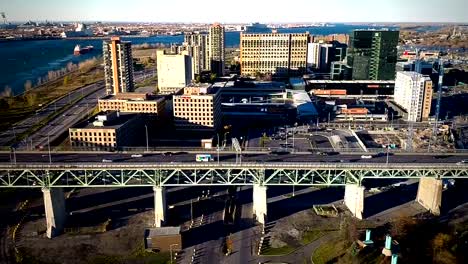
[{"xmin": 0, "ymin": 24, "xmax": 397, "ymax": 95}]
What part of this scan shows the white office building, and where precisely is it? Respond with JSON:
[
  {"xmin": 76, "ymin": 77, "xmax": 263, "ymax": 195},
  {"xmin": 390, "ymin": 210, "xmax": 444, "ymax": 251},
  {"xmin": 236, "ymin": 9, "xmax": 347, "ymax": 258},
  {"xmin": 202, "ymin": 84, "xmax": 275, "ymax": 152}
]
[
  {"xmin": 394, "ymin": 71, "xmax": 433, "ymax": 122},
  {"xmin": 157, "ymin": 50, "xmax": 194, "ymax": 94}
]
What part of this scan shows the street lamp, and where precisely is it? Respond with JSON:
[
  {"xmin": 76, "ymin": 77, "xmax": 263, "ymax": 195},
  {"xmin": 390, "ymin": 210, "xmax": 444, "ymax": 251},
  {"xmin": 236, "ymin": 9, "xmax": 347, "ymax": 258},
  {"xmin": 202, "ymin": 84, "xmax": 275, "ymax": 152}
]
[
  {"xmin": 169, "ymin": 243, "xmax": 179, "ymax": 264},
  {"xmin": 216, "ymin": 133, "xmax": 220, "ymax": 164},
  {"xmin": 145, "ymin": 125, "xmax": 149, "ymax": 152},
  {"xmin": 47, "ymin": 134, "xmax": 52, "ymax": 164}
]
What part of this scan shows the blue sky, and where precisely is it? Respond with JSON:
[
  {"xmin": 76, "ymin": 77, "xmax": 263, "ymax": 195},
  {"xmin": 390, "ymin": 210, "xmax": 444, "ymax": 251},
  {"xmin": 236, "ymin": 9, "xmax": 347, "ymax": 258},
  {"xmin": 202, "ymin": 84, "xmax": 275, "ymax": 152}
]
[{"xmin": 1, "ymin": 0, "xmax": 467, "ymax": 23}]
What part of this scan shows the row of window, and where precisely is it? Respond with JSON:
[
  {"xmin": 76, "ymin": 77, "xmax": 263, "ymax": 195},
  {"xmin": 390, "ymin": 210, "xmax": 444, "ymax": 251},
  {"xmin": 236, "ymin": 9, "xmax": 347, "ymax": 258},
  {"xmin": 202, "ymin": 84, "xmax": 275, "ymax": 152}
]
[
  {"xmin": 70, "ymin": 131, "xmax": 115, "ymax": 137},
  {"xmin": 71, "ymin": 136, "xmax": 116, "ymax": 143}
]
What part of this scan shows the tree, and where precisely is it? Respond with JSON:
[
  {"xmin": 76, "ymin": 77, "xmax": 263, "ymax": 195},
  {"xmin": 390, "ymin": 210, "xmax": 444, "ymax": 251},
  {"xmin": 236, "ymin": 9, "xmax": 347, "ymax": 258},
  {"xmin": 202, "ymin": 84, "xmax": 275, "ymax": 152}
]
[
  {"xmin": 63, "ymin": 75, "xmax": 69, "ymax": 86},
  {"xmin": 24, "ymin": 80, "xmax": 32, "ymax": 92},
  {"xmin": 209, "ymin": 73, "xmax": 217, "ymax": 83}
]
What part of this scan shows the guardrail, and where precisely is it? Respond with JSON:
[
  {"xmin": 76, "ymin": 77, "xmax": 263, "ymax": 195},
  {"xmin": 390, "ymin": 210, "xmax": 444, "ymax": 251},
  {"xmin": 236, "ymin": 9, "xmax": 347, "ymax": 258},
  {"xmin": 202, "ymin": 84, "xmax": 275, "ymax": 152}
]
[{"xmin": 0, "ymin": 162, "xmax": 465, "ymax": 170}]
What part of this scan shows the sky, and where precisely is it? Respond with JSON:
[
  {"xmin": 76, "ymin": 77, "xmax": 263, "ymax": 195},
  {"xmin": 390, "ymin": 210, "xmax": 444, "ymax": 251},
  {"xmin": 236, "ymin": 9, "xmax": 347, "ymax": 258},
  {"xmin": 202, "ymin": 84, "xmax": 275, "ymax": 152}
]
[{"xmin": 1, "ymin": 0, "xmax": 467, "ymax": 23}]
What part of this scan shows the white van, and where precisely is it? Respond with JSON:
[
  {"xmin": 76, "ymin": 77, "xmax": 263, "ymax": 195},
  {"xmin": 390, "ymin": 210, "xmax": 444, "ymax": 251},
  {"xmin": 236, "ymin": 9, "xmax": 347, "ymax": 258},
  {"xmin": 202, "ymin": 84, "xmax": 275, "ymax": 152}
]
[{"xmin": 361, "ymin": 155, "xmax": 372, "ymax": 159}]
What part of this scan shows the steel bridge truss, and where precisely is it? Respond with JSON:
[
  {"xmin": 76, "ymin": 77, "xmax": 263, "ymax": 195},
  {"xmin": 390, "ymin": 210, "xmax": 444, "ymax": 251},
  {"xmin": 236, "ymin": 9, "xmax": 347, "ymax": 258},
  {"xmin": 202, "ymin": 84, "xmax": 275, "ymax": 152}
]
[{"xmin": 1, "ymin": 163, "xmax": 467, "ymax": 188}]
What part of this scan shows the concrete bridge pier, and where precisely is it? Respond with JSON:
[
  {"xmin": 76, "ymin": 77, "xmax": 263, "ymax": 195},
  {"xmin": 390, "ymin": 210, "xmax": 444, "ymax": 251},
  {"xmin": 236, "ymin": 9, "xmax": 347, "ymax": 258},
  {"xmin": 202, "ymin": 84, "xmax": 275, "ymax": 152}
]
[
  {"xmin": 253, "ymin": 184, "xmax": 267, "ymax": 225},
  {"xmin": 416, "ymin": 178, "xmax": 442, "ymax": 215},
  {"xmin": 344, "ymin": 184, "xmax": 365, "ymax": 219},
  {"xmin": 42, "ymin": 187, "xmax": 66, "ymax": 238},
  {"xmin": 153, "ymin": 186, "xmax": 166, "ymax": 227}
]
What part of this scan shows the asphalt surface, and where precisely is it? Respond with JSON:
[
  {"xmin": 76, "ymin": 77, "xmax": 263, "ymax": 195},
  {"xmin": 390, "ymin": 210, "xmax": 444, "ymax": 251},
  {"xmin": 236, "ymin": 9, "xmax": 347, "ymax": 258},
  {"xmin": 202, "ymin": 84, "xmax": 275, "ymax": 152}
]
[
  {"xmin": 1, "ymin": 152, "xmax": 467, "ymax": 165},
  {"xmin": 0, "ymin": 81, "xmax": 104, "ymax": 147},
  {"xmin": 1, "ymin": 70, "xmax": 154, "ymax": 149}
]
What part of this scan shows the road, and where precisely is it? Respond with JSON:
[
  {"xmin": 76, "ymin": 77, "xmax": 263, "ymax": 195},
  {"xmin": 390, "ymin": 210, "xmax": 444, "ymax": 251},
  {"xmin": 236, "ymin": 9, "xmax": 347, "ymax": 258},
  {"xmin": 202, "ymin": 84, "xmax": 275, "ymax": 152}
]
[
  {"xmin": 0, "ymin": 81, "xmax": 104, "ymax": 147},
  {"xmin": 1, "ymin": 69, "xmax": 155, "ymax": 149},
  {"xmin": 0, "ymin": 152, "xmax": 467, "ymax": 165}
]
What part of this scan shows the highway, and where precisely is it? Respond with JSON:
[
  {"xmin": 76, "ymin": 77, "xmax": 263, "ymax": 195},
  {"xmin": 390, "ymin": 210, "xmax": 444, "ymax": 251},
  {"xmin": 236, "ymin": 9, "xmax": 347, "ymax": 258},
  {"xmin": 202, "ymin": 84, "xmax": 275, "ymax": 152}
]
[
  {"xmin": 1, "ymin": 69, "xmax": 155, "ymax": 150},
  {"xmin": 0, "ymin": 152, "xmax": 467, "ymax": 165},
  {"xmin": 0, "ymin": 81, "xmax": 104, "ymax": 147}
]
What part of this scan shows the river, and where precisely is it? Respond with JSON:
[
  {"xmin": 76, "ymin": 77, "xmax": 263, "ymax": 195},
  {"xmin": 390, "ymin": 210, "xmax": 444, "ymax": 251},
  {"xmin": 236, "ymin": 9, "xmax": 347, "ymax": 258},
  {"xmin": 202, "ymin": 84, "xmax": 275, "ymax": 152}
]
[{"xmin": 0, "ymin": 24, "xmax": 395, "ymax": 95}]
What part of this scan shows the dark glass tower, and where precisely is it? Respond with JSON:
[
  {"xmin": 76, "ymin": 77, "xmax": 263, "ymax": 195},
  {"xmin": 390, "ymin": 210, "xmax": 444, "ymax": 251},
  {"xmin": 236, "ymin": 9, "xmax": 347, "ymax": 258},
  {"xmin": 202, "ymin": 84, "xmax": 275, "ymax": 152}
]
[{"xmin": 348, "ymin": 30, "xmax": 399, "ymax": 80}]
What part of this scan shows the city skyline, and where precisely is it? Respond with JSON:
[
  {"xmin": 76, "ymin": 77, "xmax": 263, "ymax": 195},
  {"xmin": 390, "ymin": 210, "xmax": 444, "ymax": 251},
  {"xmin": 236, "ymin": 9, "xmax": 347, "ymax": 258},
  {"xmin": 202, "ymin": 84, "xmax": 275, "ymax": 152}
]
[{"xmin": 1, "ymin": 0, "xmax": 467, "ymax": 23}]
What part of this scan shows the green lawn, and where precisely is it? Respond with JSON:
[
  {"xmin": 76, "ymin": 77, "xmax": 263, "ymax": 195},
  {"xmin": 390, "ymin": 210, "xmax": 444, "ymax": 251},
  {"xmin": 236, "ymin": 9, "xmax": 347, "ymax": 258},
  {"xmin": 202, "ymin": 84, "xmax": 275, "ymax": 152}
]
[
  {"xmin": 301, "ymin": 230, "xmax": 324, "ymax": 245},
  {"xmin": 312, "ymin": 239, "xmax": 348, "ymax": 264},
  {"xmin": 261, "ymin": 245, "xmax": 295, "ymax": 256}
]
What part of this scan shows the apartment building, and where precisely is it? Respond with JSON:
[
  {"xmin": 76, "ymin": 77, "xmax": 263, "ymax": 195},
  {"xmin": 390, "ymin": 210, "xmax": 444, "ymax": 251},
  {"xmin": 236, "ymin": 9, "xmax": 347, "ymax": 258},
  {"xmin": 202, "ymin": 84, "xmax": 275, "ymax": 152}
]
[
  {"xmin": 184, "ymin": 32, "xmax": 209, "ymax": 74},
  {"xmin": 208, "ymin": 23, "xmax": 225, "ymax": 76},
  {"xmin": 103, "ymin": 37, "xmax": 135, "ymax": 95},
  {"xmin": 394, "ymin": 71, "xmax": 433, "ymax": 122},
  {"xmin": 240, "ymin": 33, "xmax": 309, "ymax": 76}
]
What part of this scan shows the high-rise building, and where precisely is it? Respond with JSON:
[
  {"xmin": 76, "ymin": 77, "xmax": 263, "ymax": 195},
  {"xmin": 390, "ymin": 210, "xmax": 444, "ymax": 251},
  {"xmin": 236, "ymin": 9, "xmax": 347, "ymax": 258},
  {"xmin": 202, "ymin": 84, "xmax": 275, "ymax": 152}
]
[
  {"xmin": 347, "ymin": 30, "xmax": 399, "ymax": 80},
  {"xmin": 394, "ymin": 71, "xmax": 432, "ymax": 122},
  {"xmin": 307, "ymin": 41, "xmax": 347, "ymax": 72},
  {"xmin": 156, "ymin": 50, "xmax": 193, "ymax": 94},
  {"xmin": 103, "ymin": 37, "xmax": 135, "ymax": 95},
  {"xmin": 208, "ymin": 23, "xmax": 225, "ymax": 76},
  {"xmin": 172, "ymin": 85, "xmax": 221, "ymax": 131},
  {"xmin": 240, "ymin": 33, "xmax": 309, "ymax": 76},
  {"xmin": 184, "ymin": 32, "xmax": 208, "ymax": 75}
]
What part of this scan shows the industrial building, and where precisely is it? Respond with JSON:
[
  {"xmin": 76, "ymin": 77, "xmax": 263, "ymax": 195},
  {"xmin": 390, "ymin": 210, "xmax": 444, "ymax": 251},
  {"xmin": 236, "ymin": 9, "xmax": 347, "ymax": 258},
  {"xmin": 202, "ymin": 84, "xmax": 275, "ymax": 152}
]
[
  {"xmin": 98, "ymin": 93, "xmax": 166, "ymax": 114},
  {"xmin": 347, "ymin": 30, "xmax": 399, "ymax": 80},
  {"xmin": 157, "ymin": 50, "xmax": 193, "ymax": 95},
  {"xmin": 306, "ymin": 80, "xmax": 395, "ymax": 96},
  {"xmin": 240, "ymin": 33, "xmax": 309, "ymax": 76},
  {"xmin": 393, "ymin": 71, "xmax": 433, "ymax": 122},
  {"xmin": 172, "ymin": 84, "xmax": 221, "ymax": 131},
  {"xmin": 213, "ymin": 80, "xmax": 317, "ymax": 126},
  {"xmin": 208, "ymin": 23, "xmax": 225, "ymax": 76},
  {"xmin": 103, "ymin": 37, "xmax": 135, "ymax": 95},
  {"xmin": 69, "ymin": 111, "xmax": 142, "ymax": 149}
]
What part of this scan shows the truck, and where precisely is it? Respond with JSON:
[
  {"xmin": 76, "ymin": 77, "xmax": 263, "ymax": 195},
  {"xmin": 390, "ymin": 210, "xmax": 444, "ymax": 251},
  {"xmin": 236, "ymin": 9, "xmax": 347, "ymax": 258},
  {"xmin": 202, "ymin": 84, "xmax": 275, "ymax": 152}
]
[{"xmin": 196, "ymin": 154, "xmax": 213, "ymax": 162}]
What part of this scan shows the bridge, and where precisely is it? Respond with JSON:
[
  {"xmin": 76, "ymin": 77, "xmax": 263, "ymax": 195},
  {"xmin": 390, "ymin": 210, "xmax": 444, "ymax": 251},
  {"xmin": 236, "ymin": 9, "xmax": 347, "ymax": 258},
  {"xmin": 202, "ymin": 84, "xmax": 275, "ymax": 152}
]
[{"xmin": 1, "ymin": 152, "xmax": 467, "ymax": 238}]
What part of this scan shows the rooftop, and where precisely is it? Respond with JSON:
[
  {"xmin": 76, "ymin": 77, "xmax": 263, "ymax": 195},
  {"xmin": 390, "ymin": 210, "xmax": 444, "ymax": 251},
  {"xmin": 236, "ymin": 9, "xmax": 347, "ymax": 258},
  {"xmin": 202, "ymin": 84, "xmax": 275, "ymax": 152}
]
[
  {"xmin": 146, "ymin": 226, "xmax": 181, "ymax": 237},
  {"xmin": 307, "ymin": 80, "xmax": 395, "ymax": 84},
  {"xmin": 72, "ymin": 111, "xmax": 137, "ymax": 130},
  {"xmin": 100, "ymin": 93, "xmax": 165, "ymax": 102}
]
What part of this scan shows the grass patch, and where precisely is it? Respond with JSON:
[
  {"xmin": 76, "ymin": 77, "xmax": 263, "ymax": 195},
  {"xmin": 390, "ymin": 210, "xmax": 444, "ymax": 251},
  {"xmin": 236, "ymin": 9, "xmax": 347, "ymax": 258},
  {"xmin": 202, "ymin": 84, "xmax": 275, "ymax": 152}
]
[
  {"xmin": 301, "ymin": 230, "xmax": 324, "ymax": 245},
  {"xmin": 312, "ymin": 239, "xmax": 348, "ymax": 264},
  {"xmin": 261, "ymin": 245, "xmax": 295, "ymax": 256}
]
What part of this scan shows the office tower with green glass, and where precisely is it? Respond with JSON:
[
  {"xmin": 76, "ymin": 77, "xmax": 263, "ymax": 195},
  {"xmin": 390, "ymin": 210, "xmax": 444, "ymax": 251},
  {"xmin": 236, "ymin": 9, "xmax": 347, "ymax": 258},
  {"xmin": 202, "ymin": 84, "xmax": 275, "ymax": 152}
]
[{"xmin": 347, "ymin": 30, "xmax": 399, "ymax": 80}]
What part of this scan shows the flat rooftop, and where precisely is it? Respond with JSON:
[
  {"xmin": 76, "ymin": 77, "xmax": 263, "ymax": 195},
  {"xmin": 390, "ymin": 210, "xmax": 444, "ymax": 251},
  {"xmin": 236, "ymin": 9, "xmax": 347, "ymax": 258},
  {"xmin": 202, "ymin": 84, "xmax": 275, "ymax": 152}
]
[
  {"xmin": 307, "ymin": 80, "xmax": 395, "ymax": 84},
  {"xmin": 72, "ymin": 112, "xmax": 137, "ymax": 130},
  {"xmin": 100, "ymin": 93, "xmax": 165, "ymax": 102}
]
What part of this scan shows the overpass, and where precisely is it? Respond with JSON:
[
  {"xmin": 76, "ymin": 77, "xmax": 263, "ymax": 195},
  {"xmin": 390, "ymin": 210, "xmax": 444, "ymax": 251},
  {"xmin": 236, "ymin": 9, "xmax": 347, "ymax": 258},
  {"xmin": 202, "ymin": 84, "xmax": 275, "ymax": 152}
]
[{"xmin": 1, "ymin": 156, "xmax": 467, "ymax": 238}]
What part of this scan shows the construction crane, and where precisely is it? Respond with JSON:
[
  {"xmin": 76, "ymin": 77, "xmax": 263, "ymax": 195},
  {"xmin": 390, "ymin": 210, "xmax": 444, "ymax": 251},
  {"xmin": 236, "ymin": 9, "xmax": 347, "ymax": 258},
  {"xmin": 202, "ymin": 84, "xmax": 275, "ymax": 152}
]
[{"xmin": 433, "ymin": 59, "xmax": 444, "ymax": 137}]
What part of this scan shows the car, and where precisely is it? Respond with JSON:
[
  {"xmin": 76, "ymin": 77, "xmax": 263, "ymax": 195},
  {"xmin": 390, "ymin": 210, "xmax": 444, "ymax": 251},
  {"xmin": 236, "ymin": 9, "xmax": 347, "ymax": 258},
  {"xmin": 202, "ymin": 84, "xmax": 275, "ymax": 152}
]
[
  {"xmin": 361, "ymin": 155, "xmax": 373, "ymax": 159},
  {"xmin": 162, "ymin": 152, "xmax": 172, "ymax": 156},
  {"xmin": 102, "ymin": 159, "xmax": 113, "ymax": 163},
  {"xmin": 456, "ymin": 159, "xmax": 468, "ymax": 165},
  {"xmin": 131, "ymin": 154, "xmax": 143, "ymax": 158}
]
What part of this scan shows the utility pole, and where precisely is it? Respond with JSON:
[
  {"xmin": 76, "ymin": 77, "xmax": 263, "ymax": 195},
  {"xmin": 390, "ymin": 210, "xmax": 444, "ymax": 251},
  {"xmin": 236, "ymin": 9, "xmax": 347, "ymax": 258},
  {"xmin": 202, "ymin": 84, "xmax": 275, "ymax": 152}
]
[
  {"xmin": 47, "ymin": 134, "xmax": 52, "ymax": 164},
  {"xmin": 145, "ymin": 125, "xmax": 149, "ymax": 152}
]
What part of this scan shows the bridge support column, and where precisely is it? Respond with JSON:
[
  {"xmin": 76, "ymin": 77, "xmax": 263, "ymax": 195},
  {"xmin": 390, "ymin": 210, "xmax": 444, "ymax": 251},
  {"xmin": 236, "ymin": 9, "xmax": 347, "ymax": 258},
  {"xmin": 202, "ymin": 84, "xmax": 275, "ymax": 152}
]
[
  {"xmin": 253, "ymin": 184, "xmax": 267, "ymax": 225},
  {"xmin": 344, "ymin": 184, "xmax": 364, "ymax": 219},
  {"xmin": 153, "ymin": 186, "xmax": 166, "ymax": 227},
  {"xmin": 42, "ymin": 187, "xmax": 66, "ymax": 238},
  {"xmin": 416, "ymin": 178, "xmax": 442, "ymax": 215}
]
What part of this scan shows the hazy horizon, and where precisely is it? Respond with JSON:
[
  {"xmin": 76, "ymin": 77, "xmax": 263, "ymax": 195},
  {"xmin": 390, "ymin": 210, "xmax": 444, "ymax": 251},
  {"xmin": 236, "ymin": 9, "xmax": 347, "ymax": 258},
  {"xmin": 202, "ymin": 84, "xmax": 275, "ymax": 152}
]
[{"xmin": 1, "ymin": 0, "xmax": 467, "ymax": 23}]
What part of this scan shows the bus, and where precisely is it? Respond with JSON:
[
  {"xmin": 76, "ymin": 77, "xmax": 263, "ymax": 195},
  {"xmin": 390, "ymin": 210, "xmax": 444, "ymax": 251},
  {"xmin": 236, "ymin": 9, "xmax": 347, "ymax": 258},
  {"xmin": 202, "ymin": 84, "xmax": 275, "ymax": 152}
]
[{"xmin": 196, "ymin": 154, "xmax": 213, "ymax": 162}]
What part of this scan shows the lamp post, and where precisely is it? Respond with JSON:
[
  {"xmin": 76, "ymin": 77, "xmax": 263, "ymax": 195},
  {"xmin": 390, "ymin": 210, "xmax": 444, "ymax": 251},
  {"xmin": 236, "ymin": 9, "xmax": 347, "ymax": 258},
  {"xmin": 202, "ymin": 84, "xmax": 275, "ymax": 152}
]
[
  {"xmin": 47, "ymin": 134, "xmax": 52, "ymax": 164},
  {"xmin": 216, "ymin": 133, "xmax": 220, "ymax": 164},
  {"xmin": 145, "ymin": 125, "xmax": 149, "ymax": 152}
]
